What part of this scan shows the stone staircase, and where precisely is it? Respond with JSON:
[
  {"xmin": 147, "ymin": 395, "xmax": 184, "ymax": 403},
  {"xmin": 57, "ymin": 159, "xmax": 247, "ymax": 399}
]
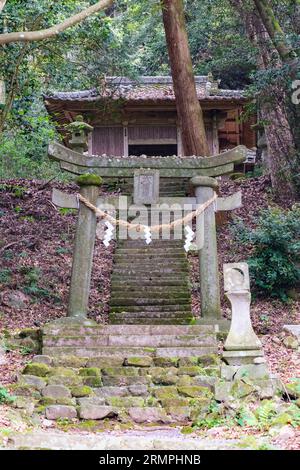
[
  {"xmin": 110, "ymin": 239, "xmax": 193, "ymax": 324},
  {"xmin": 15, "ymin": 320, "xmax": 220, "ymax": 424}
]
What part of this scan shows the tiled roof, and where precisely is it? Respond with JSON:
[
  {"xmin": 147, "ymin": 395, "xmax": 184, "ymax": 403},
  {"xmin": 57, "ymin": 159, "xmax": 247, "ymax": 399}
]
[{"xmin": 44, "ymin": 76, "xmax": 246, "ymax": 103}]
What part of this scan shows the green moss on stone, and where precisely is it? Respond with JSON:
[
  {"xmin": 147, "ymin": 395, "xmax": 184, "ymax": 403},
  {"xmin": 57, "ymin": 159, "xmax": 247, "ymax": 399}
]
[
  {"xmin": 83, "ymin": 376, "xmax": 102, "ymax": 387},
  {"xmin": 153, "ymin": 357, "xmax": 179, "ymax": 367},
  {"xmin": 79, "ymin": 367, "xmax": 101, "ymax": 377},
  {"xmin": 71, "ymin": 385, "xmax": 92, "ymax": 398},
  {"xmin": 125, "ymin": 357, "xmax": 153, "ymax": 367},
  {"xmin": 52, "ymin": 356, "xmax": 87, "ymax": 368},
  {"xmin": 177, "ymin": 375, "xmax": 193, "ymax": 387},
  {"xmin": 11, "ymin": 384, "xmax": 41, "ymax": 399},
  {"xmin": 39, "ymin": 397, "xmax": 56, "ymax": 406},
  {"xmin": 76, "ymin": 174, "xmax": 102, "ymax": 187},
  {"xmin": 153, "ymin": 386, "xmax": 178, "ymax": 400},
  {"xmin": 178, "ymin": 386, "xmax": 212, "ymax": 399},
  {"xmin": 47, "ymin": 375, "xmax": 82, "ymax": 387},
  {"xmin": 49, "ymin": 367, "xmax": 77, "ymax": 378},
  {"xmin": 18, "ymin": 328, "xmax": 41, "ymax": 340},
  {"xmin": 107, "ymin": 396, "xmax": 145, "ymax": 408},
  {"xmin": 198, "ymin": 354, "xmax": 220, "ymax": 367},
  {"xmin": 161, "ymin": 398, "xmax": 190, "ymax": 408},
  {"xmin": 178, "ymin": 366, "xmax": 203, "ymax": 377},
  {"xmin": 178, "ymin": 357, "xmax": 198, "ymax": 367},
  {"xmin": 23, "ymin": 362, "xmax": 51, "ymax": 377}
]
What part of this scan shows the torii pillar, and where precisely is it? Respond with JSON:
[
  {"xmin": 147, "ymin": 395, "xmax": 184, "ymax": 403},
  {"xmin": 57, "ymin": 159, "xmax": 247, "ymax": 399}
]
[{"xmin": 191, "ymin": 176, "xmax": 222, "ymax": 324}]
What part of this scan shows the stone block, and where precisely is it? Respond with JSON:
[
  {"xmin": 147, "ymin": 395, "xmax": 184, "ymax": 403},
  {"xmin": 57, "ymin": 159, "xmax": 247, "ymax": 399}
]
[
  {"xmin": 160, "ymin": 398, "xmax": 190, "ymax": 408},
  {"xmin": 42, "ymin": 385, "xmax": 71, "ymax": 400},
  {"xmin": 234, "ymin": 364, "xmax": 270, "ymax": 381},
  {"xmin": 94, "ymin": 386, "xmax": 128, "ymax": 398},
  {"xmin": 23, "ymin": 363, "xmax": 51, "ymax": 377},
  {"xmin": 106, "ymin": 397, "xmax": 145, "ymax": 408},
  {"xmin": 214, "ymin": 381, "xmax": 233, "ymax": 402},
  {"xmin": 128, "ymin": 407, "xmax": 171, "ymax": 424},
  {"xmin": 49, "ymin": 367, "xmax": 77, "ymax": 378},
  {"xmin": 11, "ymin": 384, "xmax": 41, "ymax": 399},
  {"xmin": 178, "ymin": 357, "xmax": 198, "ymax": 367},
  {"xmin": 32, "ymin": 355, "xmax": 53, "ymax": 365},
  {"xmin": 193, "ymin": 375, "xmax": 217, "ymax": 390},
  {"xmin": 83, "ymin": 376, "xmax": 102, "ymax": 387},
  {"xmin": 20, "ymin": 375, "xmax": 46, "ymax": 391},
  {"xmin": 52, "ymin": 356, "xmax": 87, "ymax": 368},
  {"xmin": 124, "ymin": 356, "xmax": 153, "ymax": 367},
  {"xmin": 178, "ymin": 386, "xmax": 211, "ymax": 398},
  {"xmin": 134, "ymin": 169, "xmax": 159, "ymax": 205},
  {"xmin": 102, "ymin": 375, "xmax": 150, "ymax": 387},
  {"xmin": 128, "ymin": 385, "xmax": 148, "ymax": 397},
  {"xmin": 86, "ymin": 356, "xmax": 124, "ymax": 368},
  {"xmin": 152, "ymin": 386, "xmax": 178, "ymax": 400},
  {"xmin": 153, "ymin": 357, "xmax": 179, "ymax": 367},
  {"xmin": 71, "ymin": 386, "xmax": 93, "ymax": 398},
  {"xmin": 45, "ymin": 405, "xmax": 77, "ymax": 420},
  {"xmin": 101, "ymin": 367, "xmax": 139, "ymax": 377},
  {"xmin": 176, "ymin": 375, "xmax": 194, "ymax": 387},
  {"xmin": 79, "ymin": 367, "xmax": 101, "ymax": 377},
  {"xmin": 231, "ymin": 380, "xmax": 256, "ymax": 399},
  {"xmin": 47, "ymin": 375, "xmax": 82, "ymax": 387},
  {"xmin": 77, "ymin": 397, "xmax": 105, "ymax": 407},
  {"xmin": 177, "ymin": 366, "xmax": 203, "ymax": 377},
  {"xmin": 166, "ymin": 407, "xmax": 190, "ymax": 423},
  {"xmin": 78, "ymin": 405, "xmax": 116, "ymax": 420},
  {"xmin": 224, "ymin": 263, "xmax": 250, "ymax": 292},
  {"xmin": 222, "ymin": 350, "xmax": 263, "ymax": 366}
]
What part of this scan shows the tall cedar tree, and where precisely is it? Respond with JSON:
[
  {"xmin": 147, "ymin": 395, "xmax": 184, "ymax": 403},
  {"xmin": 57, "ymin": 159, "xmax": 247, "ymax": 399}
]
[{"xmin": 161, "ymin": 0, "xmax": 209, "ymax": 156}]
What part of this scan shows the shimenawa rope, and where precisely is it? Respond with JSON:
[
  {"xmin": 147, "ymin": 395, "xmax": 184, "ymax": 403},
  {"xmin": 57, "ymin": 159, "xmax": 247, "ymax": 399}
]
[{"xmin": 78, "ymin": 193, "xmax": 217, "ymax": 233}]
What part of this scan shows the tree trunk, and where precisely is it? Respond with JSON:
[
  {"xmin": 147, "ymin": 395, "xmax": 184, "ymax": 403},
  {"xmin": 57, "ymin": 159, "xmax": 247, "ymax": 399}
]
[
  {"xmin": 229, "ymin": 0, "xmax": 297, "ymax": 201},
  {"xmin": 253, "ymin": 0, "xmax": 300, "ymax": 152},
  {"xmin": 161, "ymin": 0, "xmax": 209, "ymax": 156}
]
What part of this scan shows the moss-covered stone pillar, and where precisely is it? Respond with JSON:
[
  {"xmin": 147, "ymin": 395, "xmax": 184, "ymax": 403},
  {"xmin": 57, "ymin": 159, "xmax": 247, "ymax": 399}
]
[
  {"xmin": 68, "ymin": 174, "xmax": 102, "ymax": 318},
  {"xmin": 191, "ymin": 176, "xmax": 221, "ymax": 320},
  {"xmin": 66, "ymin": 115, "xmax": 101, "ymax": 318}
]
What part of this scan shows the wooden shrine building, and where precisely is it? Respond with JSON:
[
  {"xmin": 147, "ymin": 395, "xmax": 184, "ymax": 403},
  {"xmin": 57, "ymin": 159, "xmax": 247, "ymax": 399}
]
[{"xmin": 44, "ymin": 75, "xmax": 256, "ymax": 159}]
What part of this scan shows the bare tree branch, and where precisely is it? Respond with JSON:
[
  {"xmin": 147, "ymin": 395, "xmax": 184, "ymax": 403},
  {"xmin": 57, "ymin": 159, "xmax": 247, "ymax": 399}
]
[{"xmin": 0, "ymin": 0, "xmax": 113, "ymax": 45}]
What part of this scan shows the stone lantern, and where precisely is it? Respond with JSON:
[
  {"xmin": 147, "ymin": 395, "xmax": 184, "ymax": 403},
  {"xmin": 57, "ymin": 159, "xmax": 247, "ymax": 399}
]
[{"xmin": 67, "ymin": 115, "xmax": 93, "ymax": 154}]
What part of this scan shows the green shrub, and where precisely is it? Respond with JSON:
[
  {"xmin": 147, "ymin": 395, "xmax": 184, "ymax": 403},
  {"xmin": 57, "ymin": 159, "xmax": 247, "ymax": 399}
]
[
  {"xmin": 0, "ymin": 269, "xmax": 12, "ymax": 285},
  {"xmin": 0, "ymin": 387, "xmax": 15, "ymax": 404},
  {"xmin": 233, "ymin": 207, "xmax": 300, "ymax": 300}
]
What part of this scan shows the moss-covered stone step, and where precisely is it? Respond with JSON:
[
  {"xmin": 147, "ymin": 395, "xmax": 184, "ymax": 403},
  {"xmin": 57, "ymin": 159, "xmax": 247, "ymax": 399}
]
[
  {"xmin": 104, "ymin": 334, "xmax": 216, "ymax": 348},
  {"xmin": 110, "ymin": 305, "xmax": 192, "ymax": 313},
  {"xmin": 118, "ymin": 241, "xmax": 184, "ymax": 248},
  {"xmin": 111, "ymin": 279, "xmax": 190, "ymax": 287},
  {"xmin": 101, "ymin": 375, "xmax": 151, "ymax": 386},
  {"xmin": 113, "ymin": 256, "xmax": 187, "ymax": 266},
  {"xmin": 110, "ymin": 317, "xmax": 194, "ymax": 325},
  {"xmin": 42, "ymin": 345, "xmax": 217, "ymax": 358},
  {"xmin": 115, "ymin": 250, "xmax": 186, "ymax": 257},
  {"xmin": 43, "ymin": 324, "xmax": 214, "ymax": 336},
  {"xmin": 110, "ymin": 298, "xmax": 191, "ymax": 306},
  {"xmin": 110, "ymin": 291, "xmax": 191, "ymax": 300},
  {"xmin": 111, "ymin": 286, "xmax": 190, "ymax": 294},
  {"xmin": 32, "ymin": 352, "xmax": 219, "ymax": 369},
  {"xmin": 43, "ymin": 336, "xmax": 110, "ymax": 347},
  {"xmin": 109, "ymin": 312, "xmax": 192, "ymax": 320}
]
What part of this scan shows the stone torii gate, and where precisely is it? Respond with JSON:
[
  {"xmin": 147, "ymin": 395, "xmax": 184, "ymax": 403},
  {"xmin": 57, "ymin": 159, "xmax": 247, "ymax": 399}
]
[{"xmin": 49, "ymin": 118, "xmax": 246, "ymax": 327}]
